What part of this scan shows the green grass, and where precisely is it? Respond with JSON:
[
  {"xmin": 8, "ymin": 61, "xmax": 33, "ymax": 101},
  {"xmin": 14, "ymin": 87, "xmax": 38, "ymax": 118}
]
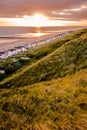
[
  {"xmin": 0, "ymin": 28, "xmax": 87, "ymax": 82},
  {"xmin": 0, "ymin": 29, "xmax": 87, "ymax": 130},
  {"xmin": 0, "ymin": 29, "xmax": 87, "ymax": 88},
  {"xmin": 0, "ymin": 70, "xmax": 87, "ymax": 130}
]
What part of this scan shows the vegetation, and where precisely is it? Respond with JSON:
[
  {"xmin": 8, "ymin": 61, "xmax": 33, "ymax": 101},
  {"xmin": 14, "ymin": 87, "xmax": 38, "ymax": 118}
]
[
  {"xmin": 0, "ymin": 28, "xmax": 87, "ymax": 82},
  {"xmin": 0, "ymin": 29, "xmax": 87, "ymax": 129},
  {"xmin": 0, "ymin": 29, "xmax": 87, "ymax": 88},
  {"xmin": 0, "ymin": 70, "xmax": 87, "ymax": 130}
]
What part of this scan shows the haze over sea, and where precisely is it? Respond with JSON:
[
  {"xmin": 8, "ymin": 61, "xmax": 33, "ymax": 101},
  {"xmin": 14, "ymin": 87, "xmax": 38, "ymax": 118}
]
[{"xmin": 0, "ymin": 26, "xmax": 86, "ymax": 51}]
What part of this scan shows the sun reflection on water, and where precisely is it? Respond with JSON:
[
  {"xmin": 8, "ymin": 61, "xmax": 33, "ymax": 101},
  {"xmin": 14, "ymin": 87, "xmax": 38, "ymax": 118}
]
[{"xmin": 34, "ymin": 32, "xmax": 45, "ymax": 37}]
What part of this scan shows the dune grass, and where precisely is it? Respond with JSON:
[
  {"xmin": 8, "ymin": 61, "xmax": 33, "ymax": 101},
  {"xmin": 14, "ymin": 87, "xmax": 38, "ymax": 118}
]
[
  {"xmin": 0, "ymin": 70, "xmax": 87, "ymax": 130},
  {"xmin": 0, "ymin": 29, "xmax": 87, "ymax": 129},
  {"xmin": 0, "ymin": 29, "xmax": 87, "ymax": 82},
  {"xmin": 0, "ymin": 29, "xmax": 87, "ymax": 88}
]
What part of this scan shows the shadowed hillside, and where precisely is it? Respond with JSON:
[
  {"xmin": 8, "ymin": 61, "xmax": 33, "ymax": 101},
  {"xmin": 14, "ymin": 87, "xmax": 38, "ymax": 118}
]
[
  {"xmin": 0, "ymin": 29, "xmax": 87, "ymax": 88},
  {"xmin": 0, "ymin": 28, "xmax": 87, "ymax": 82}
]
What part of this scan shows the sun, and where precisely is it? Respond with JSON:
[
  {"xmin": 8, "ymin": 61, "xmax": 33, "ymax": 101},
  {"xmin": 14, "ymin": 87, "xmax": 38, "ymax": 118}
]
[
  {"xmin": 31, "ymin": 14, "xmax": 48, "ymax": 27},
  {"xmin": 2, "ymin": 13, "xmax": 65, "ymax": 27},
  {"xmin": 32, "ymin": 14, "xmax": 47, "ymax": 21}
]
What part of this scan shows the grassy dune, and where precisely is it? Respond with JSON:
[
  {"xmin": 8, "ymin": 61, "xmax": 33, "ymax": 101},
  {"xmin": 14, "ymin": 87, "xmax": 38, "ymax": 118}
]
[
  {"xmin": 0, "ymin": 29, "xmax": 87, "ymax": 88},
  {"xmin": 0, "ymin": 29, "xmax": 87, "ymax": 130},
  {"xmin": 0, "ymin": 70, "xmax": 87, "ymax": 130},
  {"xmin": 0, "ymin": 28, "xmax": 86, "ymax": 82}
]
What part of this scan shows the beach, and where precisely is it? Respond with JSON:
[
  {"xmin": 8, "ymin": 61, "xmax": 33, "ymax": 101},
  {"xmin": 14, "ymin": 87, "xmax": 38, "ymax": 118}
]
[
  {"xmin": 0, "ymin": 30, "xmax": 69, "ymax": 51},
  {"xmin": 0, "ymin": 32, "xmax": 53, "ymax": 51},
  {"xmin": 1, "ymin": 26, "xmax": 87, "ymax": 51},
  {"xmin": 0, "ymin": 26, "xmax": 86, "ymax": 60},
  {"xmin": 0, "ymin": 31, "xmax": 72, "ymax": 60},
  {"xmin": 0, "ymin": 26, "xmax": 84, "ymax": 51}
]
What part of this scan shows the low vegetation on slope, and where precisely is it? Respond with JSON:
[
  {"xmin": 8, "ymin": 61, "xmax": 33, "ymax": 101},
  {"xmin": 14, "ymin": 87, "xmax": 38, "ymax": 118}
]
[
  {"xmin": 0, "ymin": 29, "xmax": 87, "ymax": 82},
  {"xmin": 0, "ymin": 29, "xmax": 87, "ymax": 88},
  {"xmin": 0, "ymin": 70, "xmax": 87, "ymax": 130},
  {"xmin": 0, "ymin": 29, "xmax": 87, "ymax": 130}
]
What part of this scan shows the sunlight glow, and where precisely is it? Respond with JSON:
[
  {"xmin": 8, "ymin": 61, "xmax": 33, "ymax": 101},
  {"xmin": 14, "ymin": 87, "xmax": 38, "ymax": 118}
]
[
  {"xmin": 34, "ymin": 32, "xmax": 45, "ymax": 37},
  {"xmin": 31, "ymin": 14, "xmax": 48, "ymax": 27},
  {"xmin": 0, "ymin": 12, "xmax": 87, "ymax": 27},
  {"xmin": 23, "ymin": 15, "xmax": 31, "ymax": 19},
  {"xmin": 32, "ymin": 14, "xmax": 47, "ymax": 20}
]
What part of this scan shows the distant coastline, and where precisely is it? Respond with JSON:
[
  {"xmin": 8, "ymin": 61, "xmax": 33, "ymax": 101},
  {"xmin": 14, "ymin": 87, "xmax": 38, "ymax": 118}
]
[
  {"xmin": 0, "ymin": 30, "xmax": 74, "ymax": 60},
  {"xmin": 0, "ymin": 26, "xmax": 87, "ymax": 52}
]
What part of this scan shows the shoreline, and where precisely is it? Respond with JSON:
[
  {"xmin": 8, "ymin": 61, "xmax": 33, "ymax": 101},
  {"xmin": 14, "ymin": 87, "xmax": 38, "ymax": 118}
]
[
  {"xmin": 0, "ymin": 31, "xmax": 74, "ymax": 60},
  {"xmin": 0, "ymin": 30, "xmax": 73, "ymax": 51},
  {"xmin": 0, "ymin": 32, "xmax": 53, "ymax": 51}
]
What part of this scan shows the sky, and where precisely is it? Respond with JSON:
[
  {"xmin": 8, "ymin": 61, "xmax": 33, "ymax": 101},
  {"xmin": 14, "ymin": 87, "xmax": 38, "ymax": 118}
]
[{"xmin": 0, "ymin": 0, "xmax": 87, "ymax": 26}]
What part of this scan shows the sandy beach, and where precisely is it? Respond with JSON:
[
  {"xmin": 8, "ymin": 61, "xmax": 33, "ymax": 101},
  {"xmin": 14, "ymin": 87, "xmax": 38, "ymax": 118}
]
[
  {"xmin": 0, "ymin": 26, "xmax": 85, "ymax": 52},
  {"xmin": 0, "ymin": 32, "xmax": 57, "ymax": 51},
  {"xmin": 0, "ymin": 38, "xmax": 31, "ymax": 51}
]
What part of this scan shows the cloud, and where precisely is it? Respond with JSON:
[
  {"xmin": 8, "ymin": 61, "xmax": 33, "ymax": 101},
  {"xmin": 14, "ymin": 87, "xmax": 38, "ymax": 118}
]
[
  {"xmin": 48, "ymin": 4, "xmax": 87, "ymax": 21},
  {"xmin": 0, "ymin": 0, "xmax": 87, "ymax": 22}
]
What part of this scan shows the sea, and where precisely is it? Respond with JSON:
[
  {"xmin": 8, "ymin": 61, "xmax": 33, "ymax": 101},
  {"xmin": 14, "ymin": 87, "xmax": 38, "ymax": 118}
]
[{"xmin": 0, "ymin": 26, "xmax": 86, "ymax": 51}]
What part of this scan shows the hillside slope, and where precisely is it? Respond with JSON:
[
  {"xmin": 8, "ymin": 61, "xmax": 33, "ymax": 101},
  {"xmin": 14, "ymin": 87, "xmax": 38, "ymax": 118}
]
[
  {"xmin": 0, "ymin": 70, "xmax": 87, "ymax": 130},
  {"xmin": 0, "ymin": 29, "xmax": 87, "ymax": 82},
  {"xmin": 0, "ymin": 29, "xmax": 87, "ymax": 88},
  {"xmin": 0, "ymin": 29, "xmax": 87, "ymax": 130}
]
